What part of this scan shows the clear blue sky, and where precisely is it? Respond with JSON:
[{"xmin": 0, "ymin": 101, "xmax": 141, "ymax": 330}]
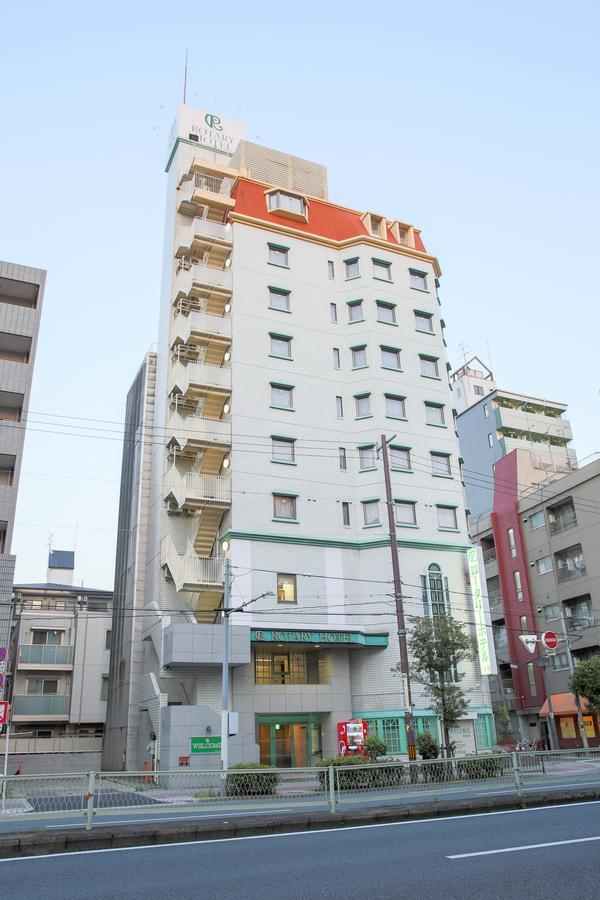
[{"xmin": 1, "ymin": 1, "xmax": 598, "ymax": 588}]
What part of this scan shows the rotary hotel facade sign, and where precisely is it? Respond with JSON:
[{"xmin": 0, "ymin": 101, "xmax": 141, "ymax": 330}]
[{"xmin": 250, "ymin": 629, "xmax": 388, "ymax": 647}]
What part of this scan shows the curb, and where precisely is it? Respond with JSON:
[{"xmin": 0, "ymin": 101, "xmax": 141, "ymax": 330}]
[{"xmin": 1, "ymin": 786, "xmax": 600, "ymax": 858}]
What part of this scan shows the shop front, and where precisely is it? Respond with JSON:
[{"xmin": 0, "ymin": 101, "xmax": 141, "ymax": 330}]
[{"xmin": 539, "ymin": 692, "xmax": 600, "ymax": 749}]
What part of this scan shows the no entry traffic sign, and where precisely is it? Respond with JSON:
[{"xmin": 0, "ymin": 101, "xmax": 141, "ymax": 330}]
[{"xmin": 542, "ymin": 631, "xmax": 559, "ymax": 650}]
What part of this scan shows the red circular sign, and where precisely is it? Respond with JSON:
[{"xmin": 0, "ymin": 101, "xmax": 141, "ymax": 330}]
[{"xmin": 542, "ymin": 631, "xmax": 559, "ymax": 650}]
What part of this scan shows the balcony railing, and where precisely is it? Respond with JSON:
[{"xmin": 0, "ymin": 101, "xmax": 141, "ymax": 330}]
[
  {"xmin": 482, "ymin": 547, "xmax": 497, "ymax": 563},
  {"xmin": 549, "ymin": 509, "xmax": 578, "ymax": 535},
  {"xmin": 161, "ymin": 536, "xmax": 224, "ymax": 592},
  {"xmin": 18, "ymin": 645, "xmax": 74, "ymax": 666},
  {"xmin": 165, "ymin": 470, "xmax": 231, "ymax": 509},
  {"xmin": 172, "ymin": 308, "xmax": 232, "ymax": 342},
  {"xmin": 175, "ymin": 262, "xmax": 232, "ymax": 296},
  {"xmin": 178, "ymin": 217, "xmax": 232, "ymax": 249},
  {"xmin": 556, "ymin": 563, "xmax": 587, "ymax": 583},
  {"xmin": 167, "ymin": 411, "xmax": 231, "ymax": 448},
  {"xmin": 169, "ymin": 360, "xmax": 231, "ymax": 395},
  {"xmin": 180, "ymin": 173, "xmax": 234, "ymax": 203},
  {"xmin": 12, "ymin": 694, "xmax": 70, "ymax": 717}
]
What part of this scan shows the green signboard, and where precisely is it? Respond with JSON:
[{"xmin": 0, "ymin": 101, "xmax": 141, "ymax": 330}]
[
  {"xmin": 467, "ymin": 547, "xmax": 493, "ymax": 676},
  {"xmin": 250, "ymin": 629, "xmax": 387, "ymax": 647},
  {"xmin": 190, "ymin": 736, "xmax": 222, "ymax": 754}
]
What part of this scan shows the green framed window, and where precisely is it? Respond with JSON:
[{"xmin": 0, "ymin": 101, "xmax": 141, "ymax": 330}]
[
  {"xmin": 420, "ymin": 355, "xmax": 440, "ymax": 378},
  {"xmin": 271, "ymin": 436, "xmax": 296, "ymax": 464},
  {"xmin": 268, "ymin": 287, "xmax": 291, "ymax": 312},
  {"xmin": 425, "ymin": 402, "xmax": 445, "ymax": 426},
  {"xmin": 270, "ymin": 382, "xmax": 294, "ymax": 409},
  {"xmin": 395, "ymin": 500, "xmax": 417, "ymax": 527},
  {"xmin": 409, "ymin": 269, "xmax": 428, "ymax": 291},
  {"xmin": 372, "ymin": 258, "xmax": 392, "ymax": 281},
  {"xmin": 344, "ymin": 257, "xmax": 360, "ymax": 279},
  {"xmin": 414, "ymin": 310, "xmax": 434, "ymax": 333},
  {"xmin": 365, "ymin": 717, "xmax": 406, "ymax": 754},
  {"xmin": 436, "ymin": 505, "xmax": 458, "ymax": 530},
  {"xmin": 270, "ymin": 333, "xmax": 292, "ymax": 359},
  {"xmin": 362, "ymin": 499, "xmax": 380, "ymax": 526},
  {"xmin": 431, "ymin": 451, "xmax": 451, "ymax": 477},
  {"xmin": 273, "ymin": 493, "xmax": 298, "ymax": 521},
  {"xmin": 358, "ymin": 444, "xmax": 376, "ymax": 471},
  {"xmin": 390, "ymin": 445, "xmax": 411, "ymax": 471},
  {"xmin": 348, "ymin": 299, "xmax": 364, "ymax": 322},
  {"xmin": 381, "ymin": 345, "xmax": 401, "ymax": 370},
  {"xmin": 376, "ymin": 301, "xmax": 396, "ymax": 324},
  {"xmin": 351, "ymin": 345, "xmax": 367, "ymax": 369},
  {"xmin": 268, "ymin": 243, "xmax": 290, "ymax": 267},
  {"xmin": 385, "ymin": 393, "xmax": 406, "ymax": 419},
  {"xmin": 354, "ymin": 392, "xmax": 372, "ymax": 418}
]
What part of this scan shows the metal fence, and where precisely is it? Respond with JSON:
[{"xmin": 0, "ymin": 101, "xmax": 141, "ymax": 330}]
[{"xmin": 1, "ymin": 749, "xmax": 600, "ymax": 831}]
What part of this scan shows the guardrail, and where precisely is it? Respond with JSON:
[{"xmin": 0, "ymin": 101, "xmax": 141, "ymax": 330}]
[{"xmin": 2, "ymin": 749, "xmax": 600, "ymax": 830}]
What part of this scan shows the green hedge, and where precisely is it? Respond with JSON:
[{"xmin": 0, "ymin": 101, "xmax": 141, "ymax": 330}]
[
  {"xmin": 316, "ymin": 756, "xmax": 405, "ymax": 790},
  {"xmin": 455, "ymin": 756, "xmax": 504, "ymax": 780},
  {"xmin": 225, "ymin": 763, "xmax": 280, "ymax": 796}
]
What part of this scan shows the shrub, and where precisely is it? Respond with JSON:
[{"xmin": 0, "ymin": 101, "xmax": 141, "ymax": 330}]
[
  {"xmin": 455, "ymin": 755, "xmax": 504, "ymax": 780},
  {"xmin": 416, "ymin": 732, "xmax": 440, "ymax": 760},
  {"xmin": 364, "ymin": 735, "xmax": 387, "ymax": 759},
  {"xmin": 225, "ymin": 763, "xmax": 280, "ymax": 796},
  {"xmin": 316, "ymin": 756, "xmax": 405, "ymax": 790}
]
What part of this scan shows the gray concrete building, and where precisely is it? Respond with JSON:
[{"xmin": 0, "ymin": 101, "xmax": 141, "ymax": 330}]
[
  {"xmin": 451, "ymin": 358, "xmax": 577, "ymax": 520},
  {"xmin": 0, "ymin": 551, "xmax": 113, "ymax": 774},
  {"xmin": 0, "ymin": 261, "xmax": 45, "ymax": 664}
]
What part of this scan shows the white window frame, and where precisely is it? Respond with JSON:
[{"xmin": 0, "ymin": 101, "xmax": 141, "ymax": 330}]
[
  {"xmin": 273, "ymin": 494, "xmax": 297, "ymax": 521},
  {"xmin": 362, "ymin": 500, "xmax": 380, "ymax": 526}
]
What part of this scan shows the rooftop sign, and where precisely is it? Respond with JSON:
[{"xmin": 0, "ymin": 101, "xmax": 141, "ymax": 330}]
[{"xmin": 169, "ymin": 106, "xmax": 245, "ymax": 158}]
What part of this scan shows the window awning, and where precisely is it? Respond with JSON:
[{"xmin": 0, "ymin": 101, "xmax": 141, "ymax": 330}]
[{"xmin": 539, "ymin": 692, "xmax": 591, "ymax": 717}]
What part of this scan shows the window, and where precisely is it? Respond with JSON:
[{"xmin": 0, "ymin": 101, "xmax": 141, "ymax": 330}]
[
  {"xmin": 551, "ymin": 652, "xmax": 570, "ymax": 671},
  {"xmin": 328, "ymin": 261, "xmax": 335, "ymax": 280},
  {"xmin": 370, "ymin": 217, "xmax": 382, "ymax": 237},
  {"xmin": 395, "ymin": 501, "xmax": 417, "ymax": 526},
  {"xmin": 381, "ymin": 719, "xmax": 402, "ymax": 754},
  {"xmin": 425, "ymin": 403, "xmax": 445, "ymax": 426},
  {"xmin": 268, "ymin": 244, "xmax": 289, "ymax": 267},
  {"xmin": 333, "ymin": 348, "xmax": 341, "ymax": 369},
  {"xmin": 414, "ymin": 311, "xmax": 433, "ymax": 333},
  {"xmin": 355, "ymin": 393, "xmax": 371, "ymax": 418},
  {"xmin": 348, "ymin": 300, "xmax": 364, "ymax": 322},
  {"xmin": 358, "ymin": 445, "xmax": 376, "ymax": 470},
  {"xmin": 373, "ymin": 259, "xmax": 392, "ymax": 281},
  {"xmin": 555, "ymin": 545, "xmax": 586, "ymax": 582},
  {"xmin": 336, "ymin": 396, "xmax": 344, "ymax": 418},
  {"xmin": 390, "ymin": 446, "xmax": 411, "ymax": 471},
  {"xmin": 105, "ymin": 630, "xmax": 112, "ymax": 651},
  {"xmin": 544, "ymin": 603, "xmax": 560, "ymax": 620},
  {"xmin": 268, "ymin": 191, "xmax": 306, "ymax": 215},
  {"xmin": 427, "ymin": 564, "xmax": 447, "ymax": 617},
  {"xmin": 530, "ymin": 510, "xmax": 545, "ymax": 530},
  {"xmin": 270, "ymin": 334, "xmax": 292, "ymax": 359},
  {"xmin": 27, "ymin": 679, "xmax": 58, "ymax": 695},
  {"xmin": 410, "ymin": 269, "xmax": 428, "ymax": 290},
  {"xmin": 386, "ymin": 394, "xmax": 406, "ymax": 419},
  {"xmin": 345, "ymin": 258, "xmax": 360, "ymax": 279},
  {"xmin": 277, "ymin": 573, "xmax": 297, "ymax": 603},
  {"xmin": 536, "ymin": 555, "xmax": 553, "ymax": 575},
  {"xmin": 338, "ymin": 447, "xmax": 347, "ymax": 470},
  {"xmin": 376, "ymin": 301, "xmax": 396, "ymax": 324},
  {"xmin": 527, "ymin": 662, "xmax": 537, "ymax": 696},
  {"xmin": 474, "ymin": 385, "xmax": 484, "ymax": 396},
  {"xmin": 273, "ymin": 494, "xmax": 297, "ymax": 520},
  {"xmin": 362, "ymin": 500, "xmax": 380, "ymax": 526},
  {"xmin": 342, "ymin": 501, "xmax": 351, "ymax": 527},
  {"xmin": 487, "ymin": 433, "xmax": 494, "ymax": 448},
  {"xmin": 31, "ymin": 630, "xmax": 61, "ymax": 646},
  {"xmin": 330, "ymin": 302, "xmax": 338, "ymax": 322},
  {"xmin": 271, "ymin": 383, "xmax": 293, "ymax": 409},
  {"xmin": 351, "ymin": 346, "xmax": 367, "ymax": 368},
  {"xmin": 513, "ymin": 569, "xmax": 523, "ymax": 601},
  {"xmin": 431, "ymin": 452, "xmax": 451, "ymax": 476},
  {"xmin": 437, "ymin": 505, "xmax": 458, "ymax": 530},
  {"xmin": 507, "ymin": 528, "xmax": 517, "ymax": 558},
  {"xmin": 520, "ymin": 615, "xmax": 528, "ymax": 631},
  {"xmin": 484, "ymin": 404, "xmax": 490, "ymax": 419},
  {"xmin": 381, "ymin": 346, "xmax": 401, "ymax": 370},
  {"xmin": 272, "ymin": 437, "xmax": 296, "ymax": 464},
  {"xmin": 420, "ymin": 355, "xmax": 439, "ymax": 378},
  {"xmin": 254, "ymin": 650, "xmax": 327, "ymax": 685},
  {"xmin": 101, "ymin": 676, "xmax": 109, "ymax": 701},
  {"xmin": 268, "ymin": 287, "xmax": 290, "ymax": 312}
]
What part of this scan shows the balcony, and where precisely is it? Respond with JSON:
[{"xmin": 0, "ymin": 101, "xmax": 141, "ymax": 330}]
[
  {"xmin": 531, "ymin": 449, "xmax": 578, "ymax": 475},
  {"xmin": 482, "ymin": 547, "xmax": 497, "ymax": 563},
  {"xmin": 167, "ymin": 410, "xmax": 231, "ymax": 456},
  {"xmin": 176, "ymin": 218, "xmax": 232, "ymax": 262},
  {"xmin": 168, "ymin": 361, "xmax": 231, "ymax": 401},
  {"xmin": 175, "ymin": 262, "xmax": 232, "ymax": 303},
  {"xmin": 495, "ymin": 406, "xmax": 573, "ymax": 442},
  {"xmin": 164, "ymin": 470, "xmax": 231, "ymax": 512},
  {"xmin": 161, "ymin": 535, "xmax": 224, "ymax": 593},
  {"xmin": 12, "ymin": 694, "xmax": 70, "ymax": 719},
  {"xmin": 549, "ymin": 507, "xmax": 578, "ymax": 535},
  {"xmin": 557, "ymin": 564, "xmax": 587, "ymax": 583},
  {"xmin": 178, "ymin": 173, "xmax": 236, "ymax": 215},
  {"xmin": 18, "ymin": 644, "xmax": 74, "ymax": 668},
  {"xmin": 162, "ymin": 623, "xmax": 251, "ymax": 668},
  {"xmin": 172, "ymin": 308, "xmax": 232, "ymax": 347}
]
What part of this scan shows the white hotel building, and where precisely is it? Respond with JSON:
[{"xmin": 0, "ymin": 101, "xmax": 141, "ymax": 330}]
[{"xmin": 103, "ymin": 108, "xmax": 495, "ymax": 770}]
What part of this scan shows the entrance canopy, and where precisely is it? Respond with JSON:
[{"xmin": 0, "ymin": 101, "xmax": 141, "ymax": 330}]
[
  {"xmin": 539, "ymin": 692, "xmax": 590, "ymax": 716},
  {"xmin": 250, "ymin": 628, "xmax": 388, "ymax": 649}
]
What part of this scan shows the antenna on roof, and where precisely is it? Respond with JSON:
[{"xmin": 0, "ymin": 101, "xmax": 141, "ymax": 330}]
[
  {"xmin": 457, "ymin": 340, "xmax": 469, "ymax": 366},
  {"xmin": 47, "ymin": 532, "xmax": 53, "ymax": 554},
  {"xmin": 183, "ymin": 50, "xmax": 188, "ymax": 105}
]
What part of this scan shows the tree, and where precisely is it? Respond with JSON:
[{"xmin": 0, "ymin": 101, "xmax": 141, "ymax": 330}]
[
  {"xmin": 394, "ymin": 614, "xmax": 476, "ymax": 757},
  {"xmin": 570, "ymin": 656, "xmax": 600, "ymax": 715}
]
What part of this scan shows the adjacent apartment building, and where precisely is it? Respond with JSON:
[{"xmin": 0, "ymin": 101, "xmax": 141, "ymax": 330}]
[
  {"xmin": 0, "ymin": 261, "xmax": 45, "ymax": 666},
  {"xmin": 451, "ymin": 357, "xmax": 577, "ymax": 520},
  {"xmin": 1, "ymin": 550, "xmax": 113, "ymax": 774},
  {"xmin": 104, "ymin": 107, "xmax": 495, "ymax": 772},
  {"xmin": 471, "ymin": 453, "xmax": 600, "ymax": 747}
]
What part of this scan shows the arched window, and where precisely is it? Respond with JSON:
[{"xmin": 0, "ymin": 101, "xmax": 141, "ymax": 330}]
[{"xmin": 421, "ymin": 564, "xmax": 449, "ymax": 618}]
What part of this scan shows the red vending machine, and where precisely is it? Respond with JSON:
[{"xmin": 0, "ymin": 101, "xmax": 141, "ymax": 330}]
[{"xmin": 337, "ymin": 719, "xmax": 368, "ymax": 756}]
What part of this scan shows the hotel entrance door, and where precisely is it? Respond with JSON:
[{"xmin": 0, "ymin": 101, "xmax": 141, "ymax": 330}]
[{"xmin": 257, "ymin": 716, "xmax": 321, "ymax": 767}]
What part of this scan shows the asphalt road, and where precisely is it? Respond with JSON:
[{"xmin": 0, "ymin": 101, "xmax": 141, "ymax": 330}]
[
  {"xmin": 2, "ymin": 801, "xmax": 600, "ymax": 899},
  {"xmin": 2, "ymin": 769, "xmax": 600, "ymax": 833}
]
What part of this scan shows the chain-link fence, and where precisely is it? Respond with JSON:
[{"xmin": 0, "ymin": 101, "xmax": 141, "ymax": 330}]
[{"xmin": 1, "ymin": 749, "xmax": 600, "ymax": 830}]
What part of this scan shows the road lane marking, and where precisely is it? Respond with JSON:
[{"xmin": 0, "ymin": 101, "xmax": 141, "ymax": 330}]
[
  {"xmin": 448, "ymin": 835, "xmax": 600, "ymax": 858},
  {"xmin": 44, "ymin": 809, "xmax": 295, "ymax": 829},
  {"xmin": 3, "ymin": 799, "xmax": 600, "ymax": 862}
]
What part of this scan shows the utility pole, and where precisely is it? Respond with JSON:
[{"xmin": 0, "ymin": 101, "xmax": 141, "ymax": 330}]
[
  {"xmin": 379, "ymin": 434, "xmax": 417, "ymax": 761},
  {"xmin": 220, "ymin": 557, "xmax": 231, "ymax": 771}
]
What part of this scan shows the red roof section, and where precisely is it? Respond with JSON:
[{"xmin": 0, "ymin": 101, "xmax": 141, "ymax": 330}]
[{"xmin": 230, "ymin": 179, "xmax": 427, "ymax": 253}]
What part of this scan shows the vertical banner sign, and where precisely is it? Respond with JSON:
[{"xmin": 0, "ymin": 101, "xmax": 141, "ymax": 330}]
[
  {"xmin": 467, "ymin": 548, "xmax": 493, "ymax": 676},
  {"xmin": 0, "ymin": 647, "xmax": 7, "ymax": 699}
]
